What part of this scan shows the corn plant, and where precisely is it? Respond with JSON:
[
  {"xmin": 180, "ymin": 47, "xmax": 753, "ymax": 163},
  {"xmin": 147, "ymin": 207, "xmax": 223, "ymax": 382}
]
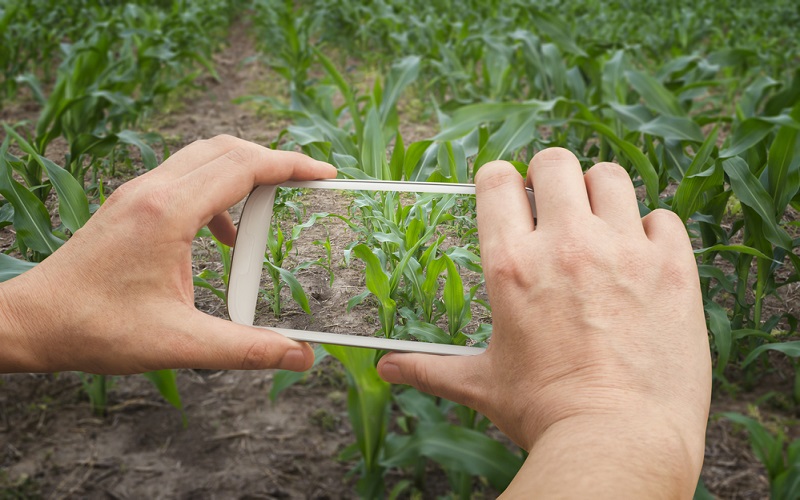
[{"xmin": 723, "ymin": 412, "xmax": 800, "ymax": 499}]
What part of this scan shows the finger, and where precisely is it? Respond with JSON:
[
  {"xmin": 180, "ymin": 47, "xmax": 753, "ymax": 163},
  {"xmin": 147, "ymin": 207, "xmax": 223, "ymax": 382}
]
[
  {"xmin": 527, "ymin": 148, "xmax": 590, "ymax": 225},
  {"xmin": 378, "ymin": 352, "xmax": 486, "ymax": 409},
  {"xmin": 583, "ymin": 162, "xmax": 644, "ymax": 233},
  {"xmin": 642, "ymin": 209, "xmax": 690, "ymax": 249},
  {"xmin": 180, "ymin": 143, "xmax": 337, "ymax": 221},
  {"xmin": 207, "ymin": 211, "xmax": 237, "ymax": 247},
  {"xmin": 146, "ymin": 134, "xmax": 247, "ymax": 181},
  {"xmin": 475, "ymin": 161, "xmax": 535, "ymax": 251},
  {"xmin": 157, "ymin": 311, "xmax": 315, "ymax": 371}
]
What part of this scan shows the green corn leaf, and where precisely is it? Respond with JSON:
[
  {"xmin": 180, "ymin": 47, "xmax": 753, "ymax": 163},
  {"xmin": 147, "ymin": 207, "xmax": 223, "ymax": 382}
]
[
  {"xmin": 626, "ymin": 70, "xmax": 684, "ymax": 116},
  {"xmin": 353, "ymin": 243, "xmax": 396, "ymax": 336},
  {"xmin": 70, "ymin": 133, "xmax": 118, "ymax": 160},
  {"xmin": 767, "ymin": 103, "xmax": 800, "ymax": 212},
  {"xmin": 442, "ymin": 255, "xmax": 466, "ymax": 337},
  {"xmin": 264, "ymin": 260, "xmax": 311, "ymax": 314},
  {"xmin": 434, "ymin": 100, "xmax": 557, "ymax": 141},
  {"xmin": 0, "ymin": 253, "xmax": 37, "ymax": 282},
  {"xmin": 577, "ymin": 118, "xmax": 659, "ymax": 205},
  {"xmin": 0, "ymin": 147, "xmax": 62, "ymax": 256},
  {"xmin": 719, "ymin": 118, "xmax": 774, "ymax": 159},
  {"xmin": 380, "ymin": 56, "xmax": 420, "ymax": 127},
  {"xmin": 693, "ymin": 479, "xmax": 714, "ymax": 500},
  {"xmin": 602, "ymin": 50, "xmax": 628, "ymax": 103},
  {"xmin": 0, "ymin": 203, "xmax": 13, "ymax": 229},
  {"xmin": 529, "ymin": 11, "xmax": 586, "ymax": 57},
  {"xmin": 347, "ymin": 289, "xmax": 371, "ymax": 312},
  {"xmin": 693, "ymin": 244, "xmax": 772, "ymax": 260},
  {"xmin": 742, "ymin": 340, "xmax": 800, "ymax": 367},
  {"xmin": 723, "ymin": 413, "xmax": 784, "ymax": 477},
  {"xmin": 397, "ymin": 320, "xmax": 452, "ymax": 344},
  {"xmin": 382, "ymin": 423, "xmax": 522, "ymax": 491},
  {"xmin": 117, "ymin": 130, "xmax": 158, "ymax": 170},
  {"xmin": 389, "ymin": 133, "xmax": 405, "ymax": 181},
  {"xmin": 474, "ymin": 110, "xmax": 539, "ymax": 170},
  {"xmin": 706, "ymin": 300, "xmax": 732, "ymax": 376},
  {"xmin": 192, "ymin": 275, "xmax": 225, "ymax": 301},
  {"xmin": 723, "ymin": 157, "xmax": 792, "ymax": 249},
  {"xmin": 697, "ymin": 264, "xmax": 735, "ymax": 293},
  {"xmin": 313, "ymin": 47, "xmax": 362, "ymax": 141},
  {"xmin": 362, "ymin": 107, "xmax": 389, "ymax": 180},
  {"xmin": 142, "ymin": 369, "xmax": 184, "ymax": 414},
  {"xmin": 739, "ymin": 75, "xmax": 780, "ymax": 119},
  {"xmin": 324, "ymin": 344, "xmax": 390, "ymax": 472},
  {"xmin": 3, "ymin": 125, "xmax": 90, "ymax": 232},
  {"xmin": 394, "ymin": 388, "xmax": 447, "ymax": 424},
  {"xmin": 270, "ymin": 344, "xmax": 329, "ymax": 401},
  {"xmin": 608, "ymin": 102, "xmax": 654, "ymax": 131},
  {"xmin": 408, "ymin": 141, "xmax": 441, "ymax": 182},
  {"xmin": 39, "ymin": 156, "xmax": 90, "ymax": 233},
  {"xmin": 673, "ymin": 127, "xmax": 720, "ymax": 220},
  {"xmin": 403, "ymin": 140, "xmax": 433, "ymax": 180},
  {"xmin": 638, "ymin": 115, "xmax": 704, "ymax": 142}
]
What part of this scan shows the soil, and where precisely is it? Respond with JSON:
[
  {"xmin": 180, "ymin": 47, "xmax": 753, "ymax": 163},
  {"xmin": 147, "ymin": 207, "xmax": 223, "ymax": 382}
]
[{"xmin": 1, "ymin": 18, "xmax": 798, "ymax": 500}]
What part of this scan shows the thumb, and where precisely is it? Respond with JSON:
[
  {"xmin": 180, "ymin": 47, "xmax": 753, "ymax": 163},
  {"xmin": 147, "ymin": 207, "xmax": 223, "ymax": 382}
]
[
  {"xmin": 378, "ymin": 352, "xmax": 486, "ymax": 408},
  {"xmin": 159, "ymin": 312, "xmax": 315, "ymax": 372}
]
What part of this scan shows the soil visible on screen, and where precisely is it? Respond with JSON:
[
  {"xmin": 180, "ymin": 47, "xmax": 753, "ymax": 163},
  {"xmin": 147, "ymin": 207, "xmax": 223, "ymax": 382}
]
[{"xmin": 0, "ymin": 21, "xmax": 797, "ymax": 500}]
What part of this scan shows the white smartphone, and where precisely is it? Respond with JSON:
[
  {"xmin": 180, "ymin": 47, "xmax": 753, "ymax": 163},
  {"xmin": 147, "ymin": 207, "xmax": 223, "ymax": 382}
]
[{"xmin": 226, "ymin": 179, "xmax": 536, "ymax": 356}]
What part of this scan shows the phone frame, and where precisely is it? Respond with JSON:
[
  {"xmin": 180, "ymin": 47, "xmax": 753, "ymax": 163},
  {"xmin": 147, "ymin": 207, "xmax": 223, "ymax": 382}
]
[{"xmin": 227, "ymin": 179, "xmax": 536, "ymax": 356}]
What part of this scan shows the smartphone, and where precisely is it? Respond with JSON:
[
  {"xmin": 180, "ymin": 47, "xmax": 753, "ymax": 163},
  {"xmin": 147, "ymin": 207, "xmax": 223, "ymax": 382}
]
[{"xmin": 227, "ymin": 179, "xmax": 536, "ymax": 356}]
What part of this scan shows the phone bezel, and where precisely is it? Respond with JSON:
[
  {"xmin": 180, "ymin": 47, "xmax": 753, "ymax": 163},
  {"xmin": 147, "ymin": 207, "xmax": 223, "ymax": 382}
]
[{"xmin": 226, "ymin": 179, "xmax": 536, "ymax": 356}]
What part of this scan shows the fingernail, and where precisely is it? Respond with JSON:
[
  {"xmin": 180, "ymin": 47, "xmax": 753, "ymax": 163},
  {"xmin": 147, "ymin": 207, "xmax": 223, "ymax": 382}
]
[
  {"xmin": 379, "ymin": 360, "xmax": 403, "ymax": 384},
  {"xmin": 278, "ymin": 349, "xmax": 308, "ymax": 371}
]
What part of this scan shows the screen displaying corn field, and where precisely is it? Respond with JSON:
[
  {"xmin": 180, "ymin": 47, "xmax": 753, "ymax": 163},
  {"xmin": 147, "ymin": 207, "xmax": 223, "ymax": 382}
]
[{"xmin": 1, "ymin": 0, "xmax": 799, "ymax": 497}]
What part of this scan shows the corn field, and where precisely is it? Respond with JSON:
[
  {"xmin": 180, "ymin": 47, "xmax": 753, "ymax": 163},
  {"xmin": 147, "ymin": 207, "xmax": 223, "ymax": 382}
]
[{"xmin": 1, "ymin": 0, "xmax": 799, "ymax": 498}]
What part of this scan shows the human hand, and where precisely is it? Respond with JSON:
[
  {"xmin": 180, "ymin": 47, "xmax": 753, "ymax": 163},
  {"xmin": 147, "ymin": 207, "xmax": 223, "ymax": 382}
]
[
  {"xmin": 377, "ymin": 148, "xmax": 711, "ymax": 495},
  {"xmin": 0, "ymin": 135, "xmax": 336, "ymax": 375}
]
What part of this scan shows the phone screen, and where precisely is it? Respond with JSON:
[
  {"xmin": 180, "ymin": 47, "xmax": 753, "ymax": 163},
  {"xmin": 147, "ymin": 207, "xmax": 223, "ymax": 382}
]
[{"xmin": 252, "ymin": 186, "xmax": 491, "ymax": 349}]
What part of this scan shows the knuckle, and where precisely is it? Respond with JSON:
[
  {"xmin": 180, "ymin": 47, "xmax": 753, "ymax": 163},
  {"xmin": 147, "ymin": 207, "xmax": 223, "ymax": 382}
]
[
  {"xmin": 207, "ymin": 134, "xmax": 238, "ymax": 147},
  {"xmin": 587, "ymin": 162, "xmax": 629, "ymax": 181},
  {"xmin": 483, "ymin": 250, "xmax": 522, "ymax": 280},
  {"xmin": 530, "ymin": 147, "xmax": 577, "ymax": 166},
  {"xmin": 475, "ymin": 162, "xmax": 523, "ymax": 193},
  {"xmin": 135, "ymin": 186, "xmax": 173, "ymax": 221},
  {"xmin": 412, "ymin": 360, "xmax": 435, "ymax": 396},
  {"xmin": 241, "ymin": 341, "xmax": 272, "ymax": 370},
  {"xmin": 648, "ymin": 208, "xmax": 682, "ymax": 225},
  {"xmin": 656, "ymin": 255, "xmax": 697, "ymax": 291},
  {"xmin": 106, "ymin": 181, "xmax": 134, "ymax": 206},
  {"xmin": 224, "ymin": 144, "xmax": 262, "ymax": 167}
]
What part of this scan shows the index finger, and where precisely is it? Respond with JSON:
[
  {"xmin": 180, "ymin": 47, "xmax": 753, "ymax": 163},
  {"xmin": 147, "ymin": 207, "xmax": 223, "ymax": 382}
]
[
  {"xmin": 181, "ymin": 142, "xmax": 337, "ymax": 221},
  {"xmin": 476, "ymin": 161, "xmax": 535, "ymax": 252}
]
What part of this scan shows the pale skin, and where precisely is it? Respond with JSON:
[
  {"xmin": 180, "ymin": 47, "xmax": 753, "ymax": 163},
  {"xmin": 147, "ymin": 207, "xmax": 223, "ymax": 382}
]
[{"xmin": 0, "ymin": 137, "xmax": 711, "ymax": 497}]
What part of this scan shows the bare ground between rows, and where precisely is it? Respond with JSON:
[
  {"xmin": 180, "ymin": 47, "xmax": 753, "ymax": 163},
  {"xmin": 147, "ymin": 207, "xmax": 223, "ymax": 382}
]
[{"xmin": 0, "ymin": 18, "xmax": 797, "ymax": 500}]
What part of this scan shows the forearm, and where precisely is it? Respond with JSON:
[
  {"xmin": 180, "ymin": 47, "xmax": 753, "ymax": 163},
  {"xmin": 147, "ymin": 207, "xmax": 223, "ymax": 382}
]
[{"xmin": 502, "ymin": 413, "xmax": 702, "ymax": 499}]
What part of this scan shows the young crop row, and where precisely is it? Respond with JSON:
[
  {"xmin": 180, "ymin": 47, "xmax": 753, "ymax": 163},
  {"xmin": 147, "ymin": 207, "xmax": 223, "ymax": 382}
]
[
  {"xmin": 245, "ymin": 0, "xmax": 800, "ymax": 496},
  {"xmin": 0, "ymin": 0, "xmax": 238, "ymax": 415}
]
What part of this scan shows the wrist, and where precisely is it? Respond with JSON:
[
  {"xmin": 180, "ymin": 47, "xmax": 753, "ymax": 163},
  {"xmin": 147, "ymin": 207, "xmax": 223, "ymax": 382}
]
[
  {"xmin": 0, "ymin": 267, "xmax": 68, "ymax": 373},
  {"xmin": 505, "ymin": 411, "xmax": 703, "ymax": 498},
  {"xmin": 0, "ymin": 278, "xmax": 38, "ymax": 372}
]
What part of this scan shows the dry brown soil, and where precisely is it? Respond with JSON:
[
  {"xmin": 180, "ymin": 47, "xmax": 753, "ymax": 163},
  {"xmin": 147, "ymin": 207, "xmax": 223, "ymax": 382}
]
[{"xmin": 1, "ymin": 19, "xmax": 798, "ymax": 500}]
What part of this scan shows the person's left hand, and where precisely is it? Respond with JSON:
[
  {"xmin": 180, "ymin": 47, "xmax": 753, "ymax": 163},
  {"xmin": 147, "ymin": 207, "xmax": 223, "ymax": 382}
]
[{"xmin": 0, "ymin": 135, "xmax": 336, "ymax": 374}]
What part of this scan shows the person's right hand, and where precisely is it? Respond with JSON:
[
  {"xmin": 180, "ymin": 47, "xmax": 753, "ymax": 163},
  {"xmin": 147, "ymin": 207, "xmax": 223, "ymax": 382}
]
[{"xmin": 378, "ymin": 148, "xmax": 711, "ymax": 496}]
